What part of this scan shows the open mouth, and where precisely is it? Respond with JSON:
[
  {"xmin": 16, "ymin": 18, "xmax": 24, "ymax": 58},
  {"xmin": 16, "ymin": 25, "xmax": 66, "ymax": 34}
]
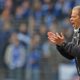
[
  {"xmin": 72, "ymin": 23, "xmax": 74, "ymax": 25},
  {"xmin": 71, "ymin": 21, "xmax": 74, "ymax": 25}
]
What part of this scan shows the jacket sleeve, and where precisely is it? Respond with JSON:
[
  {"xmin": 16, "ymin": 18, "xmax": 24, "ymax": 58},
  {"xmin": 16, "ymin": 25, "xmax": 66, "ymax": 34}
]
[
  {"xmin": 56, "ymin": 42, "xmax": 75, "ymax": 60},
  {"xmin": 61, "ymin": 42, "xmax": 80, "ymax": 57}
]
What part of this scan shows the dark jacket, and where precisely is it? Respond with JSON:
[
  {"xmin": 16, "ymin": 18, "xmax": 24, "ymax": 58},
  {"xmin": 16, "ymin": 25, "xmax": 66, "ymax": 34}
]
[{"xmin": 56, "ymin": 28, "xmax": 80, "ymax": 76}]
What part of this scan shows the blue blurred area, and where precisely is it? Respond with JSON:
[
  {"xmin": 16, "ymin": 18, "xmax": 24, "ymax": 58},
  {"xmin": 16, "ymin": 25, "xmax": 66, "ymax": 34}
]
[{"xmin": 0, "ymin": 0, "xmax": 79, "ymax": 80}]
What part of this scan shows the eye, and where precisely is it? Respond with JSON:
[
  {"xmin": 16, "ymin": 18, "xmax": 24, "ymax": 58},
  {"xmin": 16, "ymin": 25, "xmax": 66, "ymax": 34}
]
[{"xmin": 71, "ymin": 15, "xmax": 76, "ymax": 18}]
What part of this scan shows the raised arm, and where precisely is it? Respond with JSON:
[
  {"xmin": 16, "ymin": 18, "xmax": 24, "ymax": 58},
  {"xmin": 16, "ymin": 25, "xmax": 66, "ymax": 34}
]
[{"xmin": 47, "ymin": 32, "xmax": 74, "ymax": 60}]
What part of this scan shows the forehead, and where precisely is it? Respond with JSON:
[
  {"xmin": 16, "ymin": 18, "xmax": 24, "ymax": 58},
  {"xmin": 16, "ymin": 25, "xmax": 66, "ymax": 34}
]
[{"xmin": 71, "ymin": 9, "xmax": 79, "ymax": 16}]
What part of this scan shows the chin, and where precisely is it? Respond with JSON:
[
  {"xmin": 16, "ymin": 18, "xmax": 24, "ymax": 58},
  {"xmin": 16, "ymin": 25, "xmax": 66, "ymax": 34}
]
[
  {"xmin": 74, "ymin": 26, "xmax": 79, "ymax": 29},
  {"xmin": 72, "ymin": 25, "xmax": 75, "ymax": 28},
  {"xmin": 72, "ymin": 25, "xmax": 76, "ymax": 29}
]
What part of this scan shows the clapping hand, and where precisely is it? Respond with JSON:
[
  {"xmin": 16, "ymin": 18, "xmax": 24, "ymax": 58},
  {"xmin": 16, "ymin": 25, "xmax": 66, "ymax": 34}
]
[{"xmin": 47, "ymin": 32, "xmax": 65, "ymax": 45}]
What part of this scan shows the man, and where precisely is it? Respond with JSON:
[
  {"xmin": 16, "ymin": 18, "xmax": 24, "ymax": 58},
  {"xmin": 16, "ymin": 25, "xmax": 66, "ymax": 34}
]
[
  {"xmin": 47, "ymin": 5, "xmax": 80, "ymax": 77},
  {"xmin": 4, "ymin": 32, "xmax": 26, "ymax": 80}
]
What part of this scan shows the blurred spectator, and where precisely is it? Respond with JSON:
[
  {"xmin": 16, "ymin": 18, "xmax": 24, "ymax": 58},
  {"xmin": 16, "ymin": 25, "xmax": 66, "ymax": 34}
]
[
  {"xmin": 13, "ymin": 6, "xmax": 24, "ymax": 28},
  {"xmin": 4, "ymin": 0, "xmax": 13, "ymax": 10},
  {"xmin": 44, "ymin": 13, "xmax": 55, "ymax": 28},
  {"xmin": 18, "ymin": 22, "xmax": 31, "ymax": 48},
  {"xmin": 0, "ymin": 8, "xmax": 13, "ymax": 29},
  {"xmin": 0, "ymin": 21, "xmax": 12, "ymax": 67},
  {"xmin": 42, "ymin": 40, "xmax": 52, "ymax": 80},
  {"xmin": 33, "ymin": 1, "xmax": 43, "ymax": 29},
  {"xmin": 15, "ymin": 6, "xmax": 24, "ymax": 20},
  {"xmin": 28, "ymin": 16, "xmax": 36, "ymax": 36},
  {"xmin": 42, "ymin": 0, "xmax": 55, "ymax": 28},
  {"xmin": 0, "ymin": 21, "xmax": 12, "ymax": 80},
  {"xmin": 39, "ymin": 24, "xmax": 48, "ymax": 46},
  {"xmin": 21, "ymin": 0, "xmax": 31, "ymax": 19},
  {"xmin": 42, "ymin": 0, "xmax": 52, "ymax": 15},
  {"xmin": 26, "ymin": 34, "xmax": 42, "ymax": 80},
  {"xmin": 4, "ymin": 32, "xmax": 26, "ymax": 80}
]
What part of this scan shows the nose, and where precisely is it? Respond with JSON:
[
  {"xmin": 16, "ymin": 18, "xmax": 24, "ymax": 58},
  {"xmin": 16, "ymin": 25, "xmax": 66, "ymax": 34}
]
[{"xmin": 70, "ymin": 17, "xmax": 73, "ymax": 22}]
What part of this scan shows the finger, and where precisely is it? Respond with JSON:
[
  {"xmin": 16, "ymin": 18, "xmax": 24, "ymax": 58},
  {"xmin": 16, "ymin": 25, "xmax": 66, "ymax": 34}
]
[
  {"xmin": 60, "ymin": 32, "xmax": 63, "ymax": 37},
  {"xmin": 48, "ymin": 37, "xmax": 55, "ymax": 41},
  {"xmin": 47, "ymin": 32, "xmax": 53, "ymax": 36},
  {"xmin": 50, "ymin": 39, "xmax": 57, "ymax": 44},
  {"xmin": 48, "ymin": 37, "xmax": 57, "ymax": 44},
  {"xmin": 50, "ymin": 32, "xmax": 59, "ymax": 39},
  {"xmin": 56, "ymin": 33, "xmax": 61, "ymax": 39},
  {"xmin": 48, "ymin": 37, "xmax": 57, "ymax": 42},
  {"xmin": 48, "ymin": 32, "xmax": 60, "ymax": 40},
  {"xmin": 60, "ymin": 32, "xmax": 64, "ymax": 39},
  {"xmin": 48, "ymin": 34, "xmax": 58, "ymax": 40},
  {"xmin": 53, "ymin": 35, "xmax": 58, "ymax": 39},
  {"xmin": 47, "ymin": 32, "xmax": 55, "ymax": 37}
]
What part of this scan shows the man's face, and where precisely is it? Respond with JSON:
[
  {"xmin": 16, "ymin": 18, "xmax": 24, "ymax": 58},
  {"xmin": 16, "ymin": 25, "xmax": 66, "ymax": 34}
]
[{"xmin": 70, "ymin": 9, "xmax": 80, "ymax": 29}]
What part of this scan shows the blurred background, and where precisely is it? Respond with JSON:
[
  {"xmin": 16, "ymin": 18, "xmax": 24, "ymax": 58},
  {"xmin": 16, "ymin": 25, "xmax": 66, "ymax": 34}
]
[{"xmin": 0, "ymin": 0, "xmax": 79, "ymax": 80}]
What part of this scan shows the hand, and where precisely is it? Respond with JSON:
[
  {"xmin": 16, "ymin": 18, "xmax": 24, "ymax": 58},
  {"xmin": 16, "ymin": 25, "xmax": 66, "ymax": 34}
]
[{"xmin": 47, "ymin": 32, "xmax": 65, "ymax": 45}]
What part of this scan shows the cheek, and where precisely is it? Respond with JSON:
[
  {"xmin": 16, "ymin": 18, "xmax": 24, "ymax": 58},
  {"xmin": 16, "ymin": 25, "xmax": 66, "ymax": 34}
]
[
  {"xmin": 70, "ymin": 17, "xmax": 75, "ymax": 22},
  {"xmin": 74, "ymin": 16, "xmax": 79, "ymax": 21},
  {"xmin": 72, "ymin": 18, "xmax": 78, "ymax": 22},
  {"xmin": 75, "ymin": 18, "xmax": 79, "ymax": 23}
]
